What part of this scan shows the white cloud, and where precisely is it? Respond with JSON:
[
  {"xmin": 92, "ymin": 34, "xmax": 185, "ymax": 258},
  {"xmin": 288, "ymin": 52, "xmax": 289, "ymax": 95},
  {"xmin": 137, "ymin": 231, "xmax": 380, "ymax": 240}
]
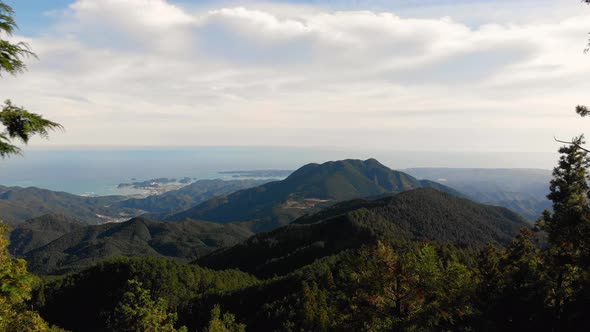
[{"xmin": 2, "ymin": 0, "xmax": 590, "ymax": 153}]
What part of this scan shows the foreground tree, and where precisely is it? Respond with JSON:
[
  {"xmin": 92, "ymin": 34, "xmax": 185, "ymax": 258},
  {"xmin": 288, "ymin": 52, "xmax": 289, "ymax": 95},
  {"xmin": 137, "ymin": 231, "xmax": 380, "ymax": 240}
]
[
  {"xmin": 0, "ymin": 2, "xmax": 64, "ymax": 330},
  {"xmin": 204, "ymin": 305, "xmax": 246, "ymax": 332},
  {"xmin": 0, "ymin": 224, "xmax": 63, "ymax": 331},
  {"xmin": 536, "ymin": 136, "xmax": 590, "ymax": 330},
  {"xmin": 109, "ymin": 279, "xmax": 184, "ymax": 332},
  {"xmin": 0, "ymin": 1, "xmax": 62, "ymax": 157},
  {"xmin": 347, "ymin": 243, "xmax": 474, "ymax": 331},
  {"xmin": 539, "ymin": 136, "xmax": 590, "ymax": 255}
]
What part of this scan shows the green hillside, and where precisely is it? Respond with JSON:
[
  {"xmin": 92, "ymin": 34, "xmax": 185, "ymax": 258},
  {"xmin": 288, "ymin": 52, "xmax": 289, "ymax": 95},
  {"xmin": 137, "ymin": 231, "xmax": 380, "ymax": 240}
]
[
  {"xmin": 167, "ymin": 159, "xmax": 461, "ymax": 231},
  {"xmin": 197, "ymin": 188, "xmax": 530, "ymax": 277},
  {"xmin": 0, "ymin": 185, "xmax": 136, "ymax": 223},
  {"xmin": 20, "ymin": 217, "xmax": 253, "ymax": 275},
  {"xmin": 8, "ymin": 214, "xmax": 84, "ymax": 256}
]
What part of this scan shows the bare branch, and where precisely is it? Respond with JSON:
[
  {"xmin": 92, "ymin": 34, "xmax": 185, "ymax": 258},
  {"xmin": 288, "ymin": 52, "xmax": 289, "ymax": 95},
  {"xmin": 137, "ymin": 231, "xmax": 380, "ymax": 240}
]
[{"xmin": 553, "ymin": 136, "xmax": 590, "ymax": 153}]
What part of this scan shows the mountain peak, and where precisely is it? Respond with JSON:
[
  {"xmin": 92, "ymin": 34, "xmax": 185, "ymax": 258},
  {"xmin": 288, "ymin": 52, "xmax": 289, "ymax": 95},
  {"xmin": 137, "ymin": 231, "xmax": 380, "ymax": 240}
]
[{"xmin": 167, "ymin": 158, "xmax": 458, "ymax": 231}]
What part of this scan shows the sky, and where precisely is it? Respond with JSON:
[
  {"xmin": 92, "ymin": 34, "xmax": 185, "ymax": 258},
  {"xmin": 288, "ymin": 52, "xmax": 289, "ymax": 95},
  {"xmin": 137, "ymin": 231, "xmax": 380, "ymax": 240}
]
[{"xmin": 2, "ymin": 0, "xmax": 590, "ymax": 153}]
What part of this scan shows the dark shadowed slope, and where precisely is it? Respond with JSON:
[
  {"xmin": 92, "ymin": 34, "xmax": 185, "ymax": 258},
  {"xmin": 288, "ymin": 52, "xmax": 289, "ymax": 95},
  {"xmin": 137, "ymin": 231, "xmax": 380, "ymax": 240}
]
[
  {"xmin": 197, "ymin": 188, "xmax": 530, "ymax": 277},
  {"xmin": 167, "ymin": 159, "xmax": 460, "ymax": 231},
  {"xmin": 20, "ymin": 217, "xmax": 253, "ymax": 275},
  {"xmin": 8, "ymin": 214, "xmax": 84, "ymax": 256}
]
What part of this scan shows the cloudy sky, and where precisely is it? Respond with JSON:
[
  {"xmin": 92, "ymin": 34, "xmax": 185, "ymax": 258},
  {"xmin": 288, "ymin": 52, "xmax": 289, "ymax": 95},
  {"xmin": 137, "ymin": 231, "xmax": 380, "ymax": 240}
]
[{"xmin": 2, "ymin": 0, "xmax": 590, "ymax": 152}]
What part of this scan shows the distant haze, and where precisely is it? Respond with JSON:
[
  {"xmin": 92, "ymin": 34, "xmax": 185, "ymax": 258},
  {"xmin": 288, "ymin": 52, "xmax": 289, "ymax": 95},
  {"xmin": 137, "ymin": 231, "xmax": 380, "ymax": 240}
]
[{"xmin": 0, "ymin": 147, "xmax": 558, "ymax": 195}]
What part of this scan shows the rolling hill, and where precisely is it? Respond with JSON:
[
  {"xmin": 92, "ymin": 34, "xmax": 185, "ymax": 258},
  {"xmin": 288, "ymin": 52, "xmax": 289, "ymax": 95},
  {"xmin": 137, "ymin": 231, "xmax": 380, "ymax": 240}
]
[
  {"xmin": 166, "ymin": 159, "xmax": 460, "ymax": 231},
  {"xmin": 8, "ymin": 214, "xmax": 84, "ymax": 256},
  {"xmin": 197, "ymin": 188, "xmax": 531, "ymax": 277},
  {"xmin": 17, "ymin": 216, "xmax": 253, "ymax": 275},
  {"xmin": 0, "ymin": 185, "xmax": 136, "ymax": 223}
]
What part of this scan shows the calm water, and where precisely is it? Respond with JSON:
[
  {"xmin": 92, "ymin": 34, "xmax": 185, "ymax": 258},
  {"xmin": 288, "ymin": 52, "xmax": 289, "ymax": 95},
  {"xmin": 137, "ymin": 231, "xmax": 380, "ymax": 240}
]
[{"xmin": 0, "ymin": 147, "xmax": 557, "ymax": 196}]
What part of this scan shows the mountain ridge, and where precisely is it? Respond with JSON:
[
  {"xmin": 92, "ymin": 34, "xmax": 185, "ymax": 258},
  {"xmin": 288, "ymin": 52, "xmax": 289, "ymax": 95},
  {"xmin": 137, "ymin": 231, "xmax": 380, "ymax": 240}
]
[
  {"xmin": 166, "ymin": 159, "xmax": 461, "ymax": 231},
  {"xmin": 196, "ymin": 188, "xmax": 531, "ymax": 277}
]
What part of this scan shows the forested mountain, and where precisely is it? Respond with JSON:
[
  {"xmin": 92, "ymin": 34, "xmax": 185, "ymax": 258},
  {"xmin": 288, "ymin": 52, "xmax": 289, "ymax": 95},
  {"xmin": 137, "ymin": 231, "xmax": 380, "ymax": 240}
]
[
  {"xmin": 197, "ymin": 188, "xmax": 530, "ymax": 277},
  {"xmin": 166, "ymin": 159, "xmax": 461, "ymax": 231},
  {"xmin": 405, "ymin": 168, "xmax": 552, "ymax": 220},
  {"xmin": 13, "ymin": 187, "xmax": 527, "ymax": 277},
  {"xmin": 115, "ymin": 179, "xmax": 270, "ymax": 214},
  {"xmin": 8, "ymin": 214, "xmax": 84, "ymax": 256},
  {"xmin": 18, "ymin": 217, "xmax": 252, "ymax": 275},
  {"xmin": 28, "ymin": 189, "xmax": 534, "ymax": 332}
]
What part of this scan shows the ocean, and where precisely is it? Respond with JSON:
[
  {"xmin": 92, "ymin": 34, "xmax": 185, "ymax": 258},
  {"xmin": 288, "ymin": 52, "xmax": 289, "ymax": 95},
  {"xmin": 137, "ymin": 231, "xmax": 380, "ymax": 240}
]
[{"xmin": 0, "ymin": 147, "xmax": 557, "ymax": 196}]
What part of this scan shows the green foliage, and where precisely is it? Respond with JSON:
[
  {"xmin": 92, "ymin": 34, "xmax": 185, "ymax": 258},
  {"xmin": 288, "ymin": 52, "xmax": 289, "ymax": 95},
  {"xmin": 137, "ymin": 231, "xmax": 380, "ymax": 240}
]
[
  {"xmin": 34, "ymin": 256, "xmax": 258, "ymax": 331},
  {"xmin": 475, "ymin": 229, "xmax": 548, "ymax": 330},
  {"xmin": 0, "ymin": 100, "xmax": 63, "ymax": 157},
  {"xmin": 109, "ymin": 279, "xmax": 182, "ymax": 332},
  {"xmin": 535, "ymin": 137, "xmax": 590, "ymax": 330},
  {"xmin": 0, "ymin": 2, "xmax": 35, "ymax": 76},
  {"xmin": 345, "ymin": 243, "xmax": 475, "ymax": 331},
  {"xmin": 204, "ymin": 305, "xmax": 246, "ymax": 332},
  {"xmin": 0, "ymin": 100, "xmax": 62, "ymax": 145},
  {"xmin": 0, "ymin": 222, "xmax": 63, "ymax": 331},
  {"xmin": 300, "ymin": 281, "xmax": 331, "ymax": 331},
  {"xmin": 539, "ymin": 136, "xmax": 590, "ymax": 256},
  {"xmin": 0, "ymin": 2, "xmax": 61, "ymax": 158}
]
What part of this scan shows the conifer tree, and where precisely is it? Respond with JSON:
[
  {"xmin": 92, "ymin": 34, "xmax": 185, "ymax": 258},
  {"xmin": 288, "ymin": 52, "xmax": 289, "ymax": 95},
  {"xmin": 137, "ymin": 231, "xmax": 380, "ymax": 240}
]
[
  {"xmin": 204, "ymin": 305, "xmax": 246, "ymax": 332},
  {"xmin": 539, "ymin": 136, "xmax": 590, "ymax": 259},
  {"xmin": 0, "ymin": 224, "xmax": 63, "ymax": 331},
  {"xmin": 0, "ymin": 1, "xmax": 62, "ymax": 158},
  {"xmin": 109, "ymin": 279, "xmax": 183, "ymax": 332},
  {"xmin": 538, "ymin": 136, "xmax": 590, "ymax": 329}
]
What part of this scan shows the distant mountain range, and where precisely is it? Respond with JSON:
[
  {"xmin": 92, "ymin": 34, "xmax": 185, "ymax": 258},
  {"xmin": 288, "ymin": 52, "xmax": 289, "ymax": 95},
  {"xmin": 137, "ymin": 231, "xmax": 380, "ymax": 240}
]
[
  {"xmin": 166, "ymin": 159, "xmax": 460, "ymax": 231},
  {"xmin": 0, "ymin": 179, "xmax": 270, "ymax": 224},
  {"xmin": 0, "ymin": 185, "xmax": 135, "ymax": 223},
  {"xmin": 405, "ymin": 168, "xmax": 552, "ymax": 220}
]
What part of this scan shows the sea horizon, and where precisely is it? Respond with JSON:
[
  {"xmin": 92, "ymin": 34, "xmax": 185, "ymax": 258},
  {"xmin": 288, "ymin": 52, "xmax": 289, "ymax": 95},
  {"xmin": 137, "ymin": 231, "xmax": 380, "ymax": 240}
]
[{"xmin": 0, "ymin": 146, "xmax": 557, "ymax": 196}]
